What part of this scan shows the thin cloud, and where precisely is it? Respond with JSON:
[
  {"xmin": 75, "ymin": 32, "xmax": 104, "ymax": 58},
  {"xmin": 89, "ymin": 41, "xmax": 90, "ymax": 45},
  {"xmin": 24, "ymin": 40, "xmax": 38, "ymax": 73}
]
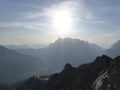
[
  {"xmin": 0, "ymin": 22, "xmax": 51, "ymax": 31},
  {"xmin": 21, "ymin": 12, "xmax": 45, "ymax": 19}
]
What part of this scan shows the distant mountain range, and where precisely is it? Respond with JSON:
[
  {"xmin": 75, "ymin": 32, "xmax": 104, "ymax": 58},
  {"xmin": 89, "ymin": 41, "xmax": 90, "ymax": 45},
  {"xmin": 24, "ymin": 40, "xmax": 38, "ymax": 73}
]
[
  {"xmin": 0, "ymin": 38, "xmax": 120, "ymax": 83},
  {"xmin": 15, "ymin": 38, "xmax": 104, "ymax": 73},
  {"xmin": 15, "ymin": 38, "xmax": 120, "ymax": 61},
  {"xmin": 5, "ymin": 45, "xmax": 45, "ymax": 49},
  {"xmin": 0, "ymin": 46, "xmax": 43, "ymax": 83},
  {"xmin": 105, "ymin": 40, "xmax": 120, "ymax": 58}
]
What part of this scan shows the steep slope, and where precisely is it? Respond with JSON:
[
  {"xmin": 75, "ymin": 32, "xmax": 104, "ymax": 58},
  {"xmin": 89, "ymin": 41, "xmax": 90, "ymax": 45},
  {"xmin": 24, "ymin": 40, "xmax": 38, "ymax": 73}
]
[
  {"xmin": 0, "ymin": 46, "xmax": 43, "ymax": 83},
  {"xmin": 15, "ymin": 38, "xmax": 104, "ymax": 73},
  {"xmin": 46, "ymin": 55, "xmax": 112, "ymax": 90},
  {"xmin": 92, "ymin": 56, "xmax": 120, "ymax": 90},
  {"xmin": 15, "ymin": 55, "xmax": 112, "ymax": 90},
  {"xmin": 105, "ymin": 40, "xmax": 120, "ymax": 58}
]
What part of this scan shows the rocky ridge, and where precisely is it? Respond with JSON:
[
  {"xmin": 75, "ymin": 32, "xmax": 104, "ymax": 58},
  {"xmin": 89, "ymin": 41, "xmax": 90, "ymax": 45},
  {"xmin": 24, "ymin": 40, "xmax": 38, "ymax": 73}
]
[{"xmin": 14, "ymin": 55, "xmax": 120, "ymax": 90}]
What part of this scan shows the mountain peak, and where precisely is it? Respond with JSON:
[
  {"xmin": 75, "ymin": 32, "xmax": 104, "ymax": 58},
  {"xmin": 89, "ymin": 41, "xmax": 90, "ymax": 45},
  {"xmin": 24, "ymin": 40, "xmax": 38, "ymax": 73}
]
[
  {"xmin": 95, "ymin": 55, "xmax": 112, "ymax": 62},
  {"xmin": 51, "ymin": 37, "xmax": 97, "ymax": 48},
  {"xmin": 55, "ymin": 37, "xmax": 86, "ymax": 43},
  {"xmin": 92, "ymin": 55, "xmax": 113, "ymax": 69},
  {"xmin": 63, "ymin": 63, "xmax": 73, "ymax": 70}
]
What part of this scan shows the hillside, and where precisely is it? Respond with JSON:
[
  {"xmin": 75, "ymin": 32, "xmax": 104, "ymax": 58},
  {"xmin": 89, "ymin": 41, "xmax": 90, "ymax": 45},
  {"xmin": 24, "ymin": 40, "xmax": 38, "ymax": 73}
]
[{"xmin": 0, "ymin": 46, "xmax": 43, "ymax": 83}]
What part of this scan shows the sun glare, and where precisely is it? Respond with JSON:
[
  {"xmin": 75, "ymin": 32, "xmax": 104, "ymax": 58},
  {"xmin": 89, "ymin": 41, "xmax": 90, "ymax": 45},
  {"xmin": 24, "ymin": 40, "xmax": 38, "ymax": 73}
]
[{"xmin": 51, "ymin": 10, "xmax": 74, "ymax": 35}]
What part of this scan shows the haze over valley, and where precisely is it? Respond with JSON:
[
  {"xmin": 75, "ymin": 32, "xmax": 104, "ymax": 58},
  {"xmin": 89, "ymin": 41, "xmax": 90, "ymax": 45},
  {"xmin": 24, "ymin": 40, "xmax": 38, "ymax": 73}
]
[
  {"xmin": 0, "ymin": 0, "xmax": 120, "ymax": 90},
  {"xmin": 0, "ymin": 38, "xmax": 120, "ymax": 83}
]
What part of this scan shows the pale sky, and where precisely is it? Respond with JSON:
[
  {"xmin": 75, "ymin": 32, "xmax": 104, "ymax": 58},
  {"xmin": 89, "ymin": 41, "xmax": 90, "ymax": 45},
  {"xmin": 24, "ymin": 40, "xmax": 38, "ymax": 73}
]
[{"xmin": 0, "ymin": 0, "xmax": 120, "ymax": 48}]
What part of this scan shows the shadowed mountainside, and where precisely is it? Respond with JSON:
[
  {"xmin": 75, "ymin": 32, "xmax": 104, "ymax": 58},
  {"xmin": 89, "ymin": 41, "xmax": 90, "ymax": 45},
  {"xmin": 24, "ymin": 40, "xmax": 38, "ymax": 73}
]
[
  {"xmin": 15, "ymin": 55, "xmax": 118, "ymax": 90},
  {"xmin": 0, "ymin": 46, "xmax": 43, "ymax": 83},
  {"xmin": 92, "ymin": 56, "xmax": 120, "ymax": 90}
]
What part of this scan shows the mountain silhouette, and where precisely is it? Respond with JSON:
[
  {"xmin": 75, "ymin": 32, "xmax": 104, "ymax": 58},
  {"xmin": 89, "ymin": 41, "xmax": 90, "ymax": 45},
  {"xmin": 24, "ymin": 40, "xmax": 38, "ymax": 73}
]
[{"xmin": 15, "ymin": 38, "xmax": 103, "ymax": 73}]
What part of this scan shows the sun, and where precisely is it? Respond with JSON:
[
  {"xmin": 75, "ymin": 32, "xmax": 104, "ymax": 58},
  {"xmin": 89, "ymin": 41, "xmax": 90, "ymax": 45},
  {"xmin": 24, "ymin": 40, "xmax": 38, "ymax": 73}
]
[{"xmin": 51, "ymin": 10, "xmax": 74, "ymax": 35}]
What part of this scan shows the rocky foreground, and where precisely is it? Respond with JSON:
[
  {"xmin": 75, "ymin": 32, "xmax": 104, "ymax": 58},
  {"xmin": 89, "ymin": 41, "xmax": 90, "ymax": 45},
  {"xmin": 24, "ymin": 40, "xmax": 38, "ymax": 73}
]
[{"xmin": 15, "ymin": 55, "xmax": 120, "ymax": 90}]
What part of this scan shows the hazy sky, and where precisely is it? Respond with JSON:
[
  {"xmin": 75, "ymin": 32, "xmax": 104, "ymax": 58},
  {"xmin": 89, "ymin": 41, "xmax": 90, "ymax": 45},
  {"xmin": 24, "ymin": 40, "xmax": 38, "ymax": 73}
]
[{"xmin": 0, "ymin": 0, "xmax": 120, "ymax": 48}]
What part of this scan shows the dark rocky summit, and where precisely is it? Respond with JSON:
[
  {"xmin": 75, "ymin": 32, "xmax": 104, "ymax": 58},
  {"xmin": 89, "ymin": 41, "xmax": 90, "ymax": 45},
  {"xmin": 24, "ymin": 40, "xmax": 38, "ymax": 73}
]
[{"xmin": 14, "ymin": 55, "xmax": 120, "ymax": 90}]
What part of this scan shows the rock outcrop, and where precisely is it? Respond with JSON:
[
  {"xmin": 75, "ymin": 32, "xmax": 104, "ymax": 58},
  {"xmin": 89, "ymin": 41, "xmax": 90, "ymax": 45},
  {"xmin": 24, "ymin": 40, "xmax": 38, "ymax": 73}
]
[{"xmin": 92, "ymin": 56, "xmax": 120, "ymax": 90}]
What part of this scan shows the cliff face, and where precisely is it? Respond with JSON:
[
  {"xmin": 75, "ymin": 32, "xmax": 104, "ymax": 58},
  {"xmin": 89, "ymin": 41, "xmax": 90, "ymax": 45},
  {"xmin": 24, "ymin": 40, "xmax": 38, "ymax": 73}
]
[
  {"xmin": 15, "ymin": 55, "xmax": 116, "ymax": 90},
  {"xmin": 92, "ymin": 56, "xmax": 120, "ymax": 90}
]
